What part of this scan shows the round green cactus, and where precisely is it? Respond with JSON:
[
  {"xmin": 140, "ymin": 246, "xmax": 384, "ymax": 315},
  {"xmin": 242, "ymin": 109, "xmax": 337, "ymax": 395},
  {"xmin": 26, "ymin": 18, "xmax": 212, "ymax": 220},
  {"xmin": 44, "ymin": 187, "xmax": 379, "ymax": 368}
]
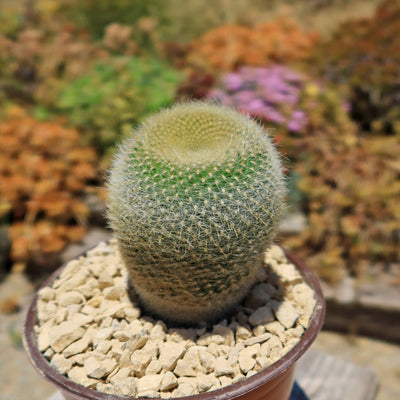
[{"xmin": 106, "ymin": 102, "xmax": 286, "ymax": 324}]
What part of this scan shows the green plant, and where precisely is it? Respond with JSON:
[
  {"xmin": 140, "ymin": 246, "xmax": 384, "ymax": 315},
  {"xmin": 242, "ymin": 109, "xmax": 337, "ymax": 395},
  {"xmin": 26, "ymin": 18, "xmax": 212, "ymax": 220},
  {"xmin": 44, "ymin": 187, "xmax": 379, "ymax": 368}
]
[
  {"xmin": 0, "ymin": 3, "xmax": 22, "ymax": 37},
  {"xmin": 0, "ymin": 27, "xmax": 111, "ymax": 108},
  {"xmin": 60, "ymin": 0, "xmax": 164, "ymax": 40},
  {"xmin": 56, "ymin": 57, "xmax": 183, "ymax": 159},
  {"xmin": 106, "ymin": 102, "xmax": 286, "ymax": 324}
]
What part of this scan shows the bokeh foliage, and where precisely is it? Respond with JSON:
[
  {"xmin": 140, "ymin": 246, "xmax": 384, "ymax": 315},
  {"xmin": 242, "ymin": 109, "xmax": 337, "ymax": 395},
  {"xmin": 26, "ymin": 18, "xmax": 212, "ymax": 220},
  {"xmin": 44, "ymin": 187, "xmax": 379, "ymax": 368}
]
[
  {"xmin": 310, "ymin": 0, "xmax": 400, "ymax": 134},
  {"xmin": 0, "ymin": 107, "xmax": 99, "ymax": 270},
  {"xmin": 0, "ymin": 0, "xmax": 398, "ymax": 284},
  {"xmin": 55, "ymin": 57, "xmax": 183, "ymax": 158}
]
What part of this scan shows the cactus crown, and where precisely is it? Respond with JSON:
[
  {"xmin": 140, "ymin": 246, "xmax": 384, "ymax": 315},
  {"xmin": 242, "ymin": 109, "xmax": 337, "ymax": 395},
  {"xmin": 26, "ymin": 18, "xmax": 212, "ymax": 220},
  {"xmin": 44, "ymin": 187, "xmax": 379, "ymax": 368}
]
[
  {"xmin": 107, "ymin": 102, "xmax": 286, "ymax": 324},
  {"xmin": 141, "ymin": 103, "xmax": 249, "ymax": 166}
]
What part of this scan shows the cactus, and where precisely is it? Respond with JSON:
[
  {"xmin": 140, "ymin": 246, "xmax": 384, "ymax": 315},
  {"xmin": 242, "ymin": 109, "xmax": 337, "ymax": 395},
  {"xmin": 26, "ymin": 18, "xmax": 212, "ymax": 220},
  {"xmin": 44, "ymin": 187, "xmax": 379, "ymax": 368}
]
[{"xmin": 106, "ymin": 102, "xmax": 286, "ymax": 324}]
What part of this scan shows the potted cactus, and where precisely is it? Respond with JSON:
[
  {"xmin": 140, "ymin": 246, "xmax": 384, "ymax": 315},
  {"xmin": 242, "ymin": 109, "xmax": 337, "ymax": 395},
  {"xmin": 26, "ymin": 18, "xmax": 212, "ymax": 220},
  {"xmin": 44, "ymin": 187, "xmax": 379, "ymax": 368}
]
[{"xmin": 24, "ymin": 102, "xmax": 325, "ymax": 400}]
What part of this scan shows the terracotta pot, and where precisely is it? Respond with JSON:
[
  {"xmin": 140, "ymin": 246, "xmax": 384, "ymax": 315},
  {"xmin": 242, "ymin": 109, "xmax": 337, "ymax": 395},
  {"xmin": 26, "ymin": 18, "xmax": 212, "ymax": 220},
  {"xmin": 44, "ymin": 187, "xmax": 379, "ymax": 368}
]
[{"xmin": 23, "ymin": 248, "xmax": 325, "ymax": 400}]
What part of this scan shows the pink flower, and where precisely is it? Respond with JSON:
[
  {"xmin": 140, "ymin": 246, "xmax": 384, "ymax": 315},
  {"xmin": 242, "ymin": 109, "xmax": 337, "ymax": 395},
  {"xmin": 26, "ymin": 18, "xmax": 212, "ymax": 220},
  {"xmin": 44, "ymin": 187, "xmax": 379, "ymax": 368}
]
[{"xmin": 223, "ymin": 73, "xmax": 243, "ymax": 91}]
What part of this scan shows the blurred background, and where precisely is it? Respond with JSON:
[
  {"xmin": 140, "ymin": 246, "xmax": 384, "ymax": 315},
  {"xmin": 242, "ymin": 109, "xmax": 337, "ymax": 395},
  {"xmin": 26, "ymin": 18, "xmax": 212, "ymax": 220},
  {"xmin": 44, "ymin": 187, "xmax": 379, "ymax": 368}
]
[{"xmin": 0, "ymin": 0, "xmax": 399, "ymax": 399}]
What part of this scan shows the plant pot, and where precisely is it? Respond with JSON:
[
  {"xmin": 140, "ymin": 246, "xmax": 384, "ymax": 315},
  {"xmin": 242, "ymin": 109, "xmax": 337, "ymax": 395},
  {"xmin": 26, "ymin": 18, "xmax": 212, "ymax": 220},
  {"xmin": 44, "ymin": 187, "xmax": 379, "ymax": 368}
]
[{"xmin": 23, "ymin": 247, "xmax": 325, "ymax": 400}]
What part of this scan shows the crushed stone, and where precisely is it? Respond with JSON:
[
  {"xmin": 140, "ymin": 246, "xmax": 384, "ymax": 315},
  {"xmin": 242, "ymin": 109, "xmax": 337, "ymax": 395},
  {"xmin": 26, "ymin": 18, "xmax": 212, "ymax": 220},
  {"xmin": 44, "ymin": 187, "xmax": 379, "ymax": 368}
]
[{"xmin": 34, "ymin": 239, "xmax": 316, "ymax": 398}]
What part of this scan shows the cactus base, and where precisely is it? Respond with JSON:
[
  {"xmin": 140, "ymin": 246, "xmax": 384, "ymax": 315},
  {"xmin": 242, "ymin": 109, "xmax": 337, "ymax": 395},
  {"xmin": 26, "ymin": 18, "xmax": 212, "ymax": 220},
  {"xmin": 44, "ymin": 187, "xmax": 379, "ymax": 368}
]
[{"xmin": 127, "ymin": 260, "xmax": 264, "ymax": 325}]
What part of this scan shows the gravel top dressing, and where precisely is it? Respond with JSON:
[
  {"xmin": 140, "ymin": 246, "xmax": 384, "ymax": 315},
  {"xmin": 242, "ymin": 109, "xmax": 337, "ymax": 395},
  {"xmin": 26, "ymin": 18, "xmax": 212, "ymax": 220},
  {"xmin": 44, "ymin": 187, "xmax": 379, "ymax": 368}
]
[{"xmin": 34, "ymin": 239, "xmax": 316, "ymax": 398}]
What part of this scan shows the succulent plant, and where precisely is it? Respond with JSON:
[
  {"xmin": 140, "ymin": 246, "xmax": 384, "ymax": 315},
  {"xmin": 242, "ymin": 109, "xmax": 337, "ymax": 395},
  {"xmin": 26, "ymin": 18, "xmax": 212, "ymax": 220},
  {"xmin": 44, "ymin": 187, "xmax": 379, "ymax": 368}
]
[
  {"xmin": 106, "ymin": 102, "xmax": 286, "ymax": 324},
  {"xmin": 185, "ymin": 18, "xmax": 318, "ymax": 73},
  {"xmin": 308, "ymin": 0, "xmax": 400, "ymax": 134},
  {"xmin": 56, "ymin": 58, "xmax": 183, "ymax": 158}
]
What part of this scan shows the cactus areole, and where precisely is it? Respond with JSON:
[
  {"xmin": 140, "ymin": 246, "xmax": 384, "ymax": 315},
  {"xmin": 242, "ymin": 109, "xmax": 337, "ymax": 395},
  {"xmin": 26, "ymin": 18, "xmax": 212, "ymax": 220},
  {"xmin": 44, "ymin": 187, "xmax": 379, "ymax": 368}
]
[{"xmin": 106, "ymin": 102, "xmax": 286, "ymax": 324}]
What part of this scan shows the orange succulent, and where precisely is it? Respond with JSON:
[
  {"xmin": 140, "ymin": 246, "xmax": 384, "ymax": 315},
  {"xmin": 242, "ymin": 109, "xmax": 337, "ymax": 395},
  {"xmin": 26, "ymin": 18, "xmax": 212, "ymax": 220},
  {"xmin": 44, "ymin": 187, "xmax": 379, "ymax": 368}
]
[
  {"xmin": 0, "ymin": 107, "xmax": 101, "ymax": 269},
  {"xmin": 186, "ymin": 17, "xmax": 318, "ymax": 72}
]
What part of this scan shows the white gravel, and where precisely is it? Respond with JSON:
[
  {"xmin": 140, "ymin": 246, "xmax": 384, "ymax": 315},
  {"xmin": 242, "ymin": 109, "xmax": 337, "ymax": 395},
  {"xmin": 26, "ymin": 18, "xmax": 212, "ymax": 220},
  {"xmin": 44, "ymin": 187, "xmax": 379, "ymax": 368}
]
[{"xmin": 34, "ymin": 239, "xmax": 316, "ymax": 398}]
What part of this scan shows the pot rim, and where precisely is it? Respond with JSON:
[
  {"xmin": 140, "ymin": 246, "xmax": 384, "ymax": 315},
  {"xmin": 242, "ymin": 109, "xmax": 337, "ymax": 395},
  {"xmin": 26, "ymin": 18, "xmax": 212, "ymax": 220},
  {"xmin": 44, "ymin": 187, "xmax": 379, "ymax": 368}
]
[{"xmin": 23, "ymin": 245, "xmax": 325, "ymax": 400}]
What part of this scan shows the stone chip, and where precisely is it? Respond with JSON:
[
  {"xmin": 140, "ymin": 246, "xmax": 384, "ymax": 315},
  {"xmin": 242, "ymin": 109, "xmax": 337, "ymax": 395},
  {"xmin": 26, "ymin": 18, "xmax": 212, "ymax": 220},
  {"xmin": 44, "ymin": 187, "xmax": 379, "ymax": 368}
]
[
  {"xmin": 58, "ymin": 291, "xmax": 85, "ymax": 307},
  {"xmin": 244, "ymin": 332, "xmax": 271, "ymax": 346},
  {"xmin": 174, "ymin": 359, "xmax": 197, "ymax": 377},
  {"xmin": 49, "ymin": 322, "xmax": 85, "ymax": 353},
  {"xmin": 137, "ymin": 374, "xmax": 163, "ymax": 393},
  {"xmin": 113, "ymin": 377, "xmax": 137, "ymax": 397},
  {"xmin": 271, "ymin": 300, "xmax": 299, "ymax": 329},
  {"xmin": 196, "ymin": 372, "xmax": 213, "ymax": 392},
  {"xmin": 212, "ymin": 325, "xmax": 235, "ymax": 346},
  {"xmin": 68, "ymin": 366, "xmax": 98, "ymax": 387},
  {"xmin": 50, "ymin": 354, "xmax": 72, "ymax": 375},
  {"xmin": 159, "ymin": 342, "xmax": 186, "ymax": 371},
  {"xmin": 173, "ymin": 381, "xmax": 197, "ymax": 397},
  {"xmin": 214, "ymin": 357, "xmax": 234, "ymax": 377},
  {"xmin": 84, "ymin": 356, "xmax": 107, "ymax": 379},
  {"xmin": 38, "ymin": 287, "xmax": 56, "ymax": 302},
  {"xmin": 160, "ymin": 371, "xmax": 178, "ymax": 391},
  {"xmin": 249, "ymin": 305, "xmax": 274, "ymax": 326}
]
